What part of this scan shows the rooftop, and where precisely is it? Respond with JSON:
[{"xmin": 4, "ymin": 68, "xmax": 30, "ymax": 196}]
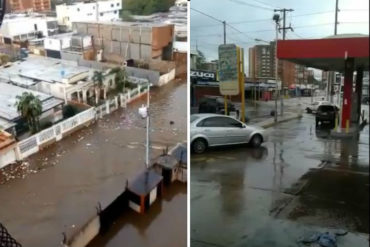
[
  {"xmin": 74, "ymin": 20, "xmax": 173, "ymax": 28},
  {"xmin": 0, "ymin": 55, "xmax": 91, "ymax": 87},
  {"xmin": 0, "ymin": 82, "xmax": 63, "ymax": 121},
  {"xmin": 128, "ymin": 169, "xmax": 163, "ymax": 196}
]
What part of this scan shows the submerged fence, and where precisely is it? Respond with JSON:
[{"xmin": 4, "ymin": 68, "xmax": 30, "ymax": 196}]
[{"xmin": 15, "ymin": 84, "xmax": 149, "ymax": 161}]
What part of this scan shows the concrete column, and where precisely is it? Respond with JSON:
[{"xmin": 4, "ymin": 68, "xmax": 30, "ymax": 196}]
[
  {"xmin": 341, "ymin": 58, "xmax": 354, "ymax": 128},
  {"xmin": 77, "ymin": 91, "xmax": 81, "ymax": 102},
  {"xmin": 355, "ymin": 68, "xmax": 363, "ymax": 123},
  {"xmin": 82, "ymin": 90, "xmax": 87, "ymax": 103}
]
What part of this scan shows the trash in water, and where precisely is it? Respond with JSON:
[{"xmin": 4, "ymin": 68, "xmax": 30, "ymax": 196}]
[{"xmin": 298, "ymin": 230, "xmax": 348, "ymax": 247}]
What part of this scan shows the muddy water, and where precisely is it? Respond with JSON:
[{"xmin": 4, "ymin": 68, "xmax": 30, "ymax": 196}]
[{"xmin": 0, "ymin": 81, "xmax": 187, "ymax": 246}]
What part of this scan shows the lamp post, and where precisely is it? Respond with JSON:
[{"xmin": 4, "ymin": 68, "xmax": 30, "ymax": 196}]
[{"xmin": 138, "ymin": 83, "xmax": 151, "ymax": 168}]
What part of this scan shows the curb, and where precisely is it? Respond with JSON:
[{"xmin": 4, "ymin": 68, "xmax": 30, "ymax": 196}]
[{"xmin": 258, "ymin": 113, "xmax": 302, "ymax": 128}]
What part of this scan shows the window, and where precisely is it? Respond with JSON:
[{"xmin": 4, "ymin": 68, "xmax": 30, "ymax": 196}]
[
  {"xmin": 77, "ymin": 8, "xmax": 80, "ymax": 11},
  {"xmin": 222, "ymin": 117, "xmax": 243, "ymax": 128},
  {"xmin": 111, "ymin": 4, "xmax": 114, "ymax": 7},
  {"xmin": 109, "ymin": 79, "xmax": 113, "ymax": 86},
  {"xmin": 116, "ymin": 3, "xmax": 119, "ymax": 6},
  {"xmin": 114, "ymin": 10, "xmax": 117, "ymax": 14},
  {"xmin": 100, "ymin": 13, "xmax": 104, "ymax": 16},
  {"xmin": 197, "ymin": 117, "xmax": 242, "ymax": 128}
]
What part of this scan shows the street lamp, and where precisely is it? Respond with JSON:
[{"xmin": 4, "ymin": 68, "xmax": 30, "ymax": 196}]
[
  {"xmin": 272, "ymin": 13, "xmax": 280, "ymax": 122},
  {"xmin": 138, "ymin": 83, "xmax": 152, "ymax": 168}
]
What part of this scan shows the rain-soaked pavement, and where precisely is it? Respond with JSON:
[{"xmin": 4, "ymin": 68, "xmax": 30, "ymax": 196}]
[
  {"xmin": 191, "ymin": 100, "xmax": 369, "ymax": 247},
  {"xmin": 0, "ymin": 80, "xmax": 186, "ymax": 246}
]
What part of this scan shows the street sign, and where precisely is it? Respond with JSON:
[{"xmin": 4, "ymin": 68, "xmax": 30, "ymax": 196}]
[{"xmin": 218, "ymin": 44, "xmax": 239, "ymax": 95}]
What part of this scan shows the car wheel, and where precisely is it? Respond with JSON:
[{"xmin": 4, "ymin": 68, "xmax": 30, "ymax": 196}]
[
  {"xmin": 306, "ymin": 108, "xmax": 312, "ymax": 113},
  {"xmin": 250, "ymin": 134, "xmax": 262, "ymax": 148},
  {"xmin": 192, "ymin": 138, "xmax": 207, "ymax": 154}
]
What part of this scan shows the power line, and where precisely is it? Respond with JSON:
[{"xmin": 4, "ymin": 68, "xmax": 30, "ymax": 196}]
[
  {"xmin": 225, "ymin": 0, "xmax": 274, "ymax": 11},
  {"xmin": 249, "ymin": 0, "xmax": 279, "ymax": 9},
  {"xmin": 190, "ymin": 7, "xmax": 223, "ymax": 23}
]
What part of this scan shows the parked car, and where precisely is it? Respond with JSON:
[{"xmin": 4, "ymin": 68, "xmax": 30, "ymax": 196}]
[
  {"xmin": 190, "ymin": 114, "xmax": 268, "ymax": 154},
  {"xmin": 306, "ymin": 100, "xmax": 330, "ymax": 113},
  {"xmin": 198, "ymin": 96, "xmax": 238, "ymax": 117},
  {"xmin": 315, "ymin": 104, "xmax": 339, "ymax": 128}
]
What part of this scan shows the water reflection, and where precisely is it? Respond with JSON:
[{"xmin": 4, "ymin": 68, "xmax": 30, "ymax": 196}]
[{"xmin": 217, "ymin": 146, "xmax": 268, "ymax": 217}]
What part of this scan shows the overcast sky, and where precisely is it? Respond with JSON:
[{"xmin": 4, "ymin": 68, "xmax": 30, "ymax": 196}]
[{"xmin": 190, "ymin": 0, "xmax": 369, "ymax": 75}]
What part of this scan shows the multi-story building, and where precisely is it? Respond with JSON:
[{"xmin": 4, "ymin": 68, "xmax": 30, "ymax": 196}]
[
  {"xmin": 56, "ymin": 0, "xmax": 122, "ymax": 30},
  {"xmin": 0, "ymin": 13, "xmax": 58, "ymax": 43},
  {"xmin": 249, "ymin": 42, "xmax": 313, "ymax": 88},
  {"xmin": 6, "ymin": 0, "xmax": 51, "ymax": 13},
  {"xmin": 248, "ymin": 43, "xmax": 275, "ymax": 80}
]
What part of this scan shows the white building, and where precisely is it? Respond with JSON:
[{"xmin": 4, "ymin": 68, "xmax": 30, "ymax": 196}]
[
  {"xmin": 0, "ymin": 13, "xmax": 58, "ymax": 43},
  {"xmin": 56, "ymin": 0, "xmax": 122, "ymax": 30},
  {"xmin": 0, "ymin": 55, "xmax": 116, "ymax": 105}
]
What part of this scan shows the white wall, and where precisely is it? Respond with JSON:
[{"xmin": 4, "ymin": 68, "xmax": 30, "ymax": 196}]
[
  {"xmin": 44, "ymin": 36, "xmax": 71, "ymax": 51},
  {"xmin": 0, "ymin": 148, "xmax": 17, "ymax": 169},
  {"xmin": 0, "ymin": 17, "xmax": 56, "ymax": 39},
  {"xmin": 56, "ymin": 0, "xmax": 121, "ymax": 30}
]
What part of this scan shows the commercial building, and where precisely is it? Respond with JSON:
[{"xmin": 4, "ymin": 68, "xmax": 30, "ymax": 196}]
[
  {"xmin": 0, "ymin": 82, "xmax": 64, "ymax": 135},
  {"xmin": 6, "ymin": 0, "xmax": 51, "ymax": 13},
  {"xmin": 56, "ymin": 0, "xmax": 121, "ymax": 30},
  {"xmin": 72, "ymin": 21, "xmax": 174, "ymax": 63},
  {"xmin": 0, "ymin": 13, "xmax": 58, "ymax": 44}
]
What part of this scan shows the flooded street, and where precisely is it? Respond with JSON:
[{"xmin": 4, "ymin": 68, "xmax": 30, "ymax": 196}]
[
  {"xmin": 0, "ymin": 81, "xmax": 186, "ymax": 246},
  {"xmin": 89, "ymin": 182, "xmax": 187, "ymax": 247},
  {"xmin": 191, "ymin": 102, "xmax": 369, "ymax": 247}
]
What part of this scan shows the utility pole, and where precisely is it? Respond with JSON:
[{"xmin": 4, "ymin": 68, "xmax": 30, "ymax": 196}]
[
  {"xmin": 273, "ymin": 14, "xmax": 280, "ymax": 123},
  {"xmin": 334, "ymin": 0, "xmax": 339, "ymax": 35},
  {"xmin": 329, "ymin": 0, "xmax": 339, "ymax": 103},
  {"xmin": 223, "ymin": 21, "xmax": 226, "ymax": 45},
  {"xmin": 274, "ymin": 8, "xmax": 294, "ymax": 40},
  {"xmin": 274, "ymin": 8, "xmax": 293, "ymax": 117}
]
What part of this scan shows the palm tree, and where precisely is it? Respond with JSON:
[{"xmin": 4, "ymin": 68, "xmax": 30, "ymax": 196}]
[
  {"xmin": 15, "ymin": 92, "xmax": 42, "ymax": 134},
  {"xmin": 112, "ymin": 67, "xmax": 128, "ymax": 93},
  {"xmin": 92, "ymin": 71, "xmax": 105, "ymax": 105}
]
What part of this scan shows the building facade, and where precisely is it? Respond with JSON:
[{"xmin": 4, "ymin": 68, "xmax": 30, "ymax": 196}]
[
  {"xmin": 56, "ymin": 0, "xmax": 121, "ymax": 30},
  {"xmin": 0, "ymin": 13, "xmax": 58, "ymax": 43},
  {"xmin": 249, "ymin": 42, "xmax": 313, "ymax": 88},
  {"xmin": 6, "ymin": 0, "xmax": 51, "ymax": 13}
]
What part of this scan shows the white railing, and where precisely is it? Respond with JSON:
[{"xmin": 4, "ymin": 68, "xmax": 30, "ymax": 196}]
[{"xmin": 15, "ymin": 84, "xmax": 147, "ymax": 161}]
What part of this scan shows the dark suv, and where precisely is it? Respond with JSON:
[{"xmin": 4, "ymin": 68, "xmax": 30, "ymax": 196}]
[
  {"xmin": 198, "ymin": 96, "xmax": 238, "ymax": 116},
  {"xmin": 315, "ymin": 104, "xmax": 339, "ymax": 128}
]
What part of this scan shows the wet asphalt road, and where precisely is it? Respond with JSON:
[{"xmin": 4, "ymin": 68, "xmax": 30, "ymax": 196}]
[
  {"xmin": 0, "ymin": 81, "xmax": 186, "ymax": 246},
  {"xmin": 191, "ymin": 102, "xmax": 369, "ymax": 247}
]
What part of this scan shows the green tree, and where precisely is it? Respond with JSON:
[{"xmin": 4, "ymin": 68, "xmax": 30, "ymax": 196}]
[
  {"xmin": 111, "ymin": 67, "xmax": 129, "ymax": 92},
  {"xmin": 196, "ymin": 50, "xmax": 206, "ymax": 70},
  {"xmin": 92, "ymin": 71, "xmax": 105, "ymax": 105},
  {"xmin": 124, "ymin": 0, "xmax": 174, "ymax": 15},
  {"xmin": 15, "ymin": 92, "xmax": 42, "ymax": 134}
]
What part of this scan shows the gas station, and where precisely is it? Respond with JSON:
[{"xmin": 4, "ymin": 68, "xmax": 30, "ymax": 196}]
[{"xmin": 277, "ymin": 35, "xmax": 369, "ymax": 134}]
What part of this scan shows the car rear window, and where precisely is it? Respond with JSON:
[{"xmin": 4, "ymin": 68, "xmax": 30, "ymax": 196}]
[
  {"xmin": 318, "ymin": 105, "xmax": 335, "ymax": 112},
  {"xmin": 191, "ymin": 115, "xmax": 200, "ymax": 123}
]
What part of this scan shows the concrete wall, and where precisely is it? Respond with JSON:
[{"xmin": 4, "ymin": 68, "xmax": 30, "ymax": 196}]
[
  {"xmin": 0, "ymin": 145, "xmax": 17, "ymax": 169},
  {"xmin": 126, "ymin": 66, "xmax": 160, "ymax": 85}
]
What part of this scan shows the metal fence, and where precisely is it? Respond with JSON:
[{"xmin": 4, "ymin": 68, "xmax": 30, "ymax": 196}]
[{"xmin": 0, "ymin": 223, "xmax": 22, "ymax": 247}]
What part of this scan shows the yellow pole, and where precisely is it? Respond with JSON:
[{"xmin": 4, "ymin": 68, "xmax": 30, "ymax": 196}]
[
  {"xmin": 334, "ymin": 115, "xmax": 338, "ymax": 131},
  {"xmin": 240, "ymin": 47, "xmax": 245, "ymax": 123}
]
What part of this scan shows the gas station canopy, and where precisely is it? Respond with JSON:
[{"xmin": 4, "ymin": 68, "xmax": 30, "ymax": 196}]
[{"xmin": 277, "ymin": 35, "xmax": 369, "ymax": 72}]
